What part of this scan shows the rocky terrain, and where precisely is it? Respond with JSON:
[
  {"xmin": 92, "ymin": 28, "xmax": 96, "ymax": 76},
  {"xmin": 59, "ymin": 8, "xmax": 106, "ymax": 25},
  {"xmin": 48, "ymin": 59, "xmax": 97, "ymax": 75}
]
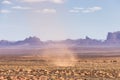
[{"xmin": 0, "ymin": 56, "xmax": 120, "ymax": 80}]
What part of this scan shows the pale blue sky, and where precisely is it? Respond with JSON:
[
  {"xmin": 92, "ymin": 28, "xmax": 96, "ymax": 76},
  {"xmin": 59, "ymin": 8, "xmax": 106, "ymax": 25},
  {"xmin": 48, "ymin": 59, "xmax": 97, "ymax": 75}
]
[{"xmin": 0, "ymin": 0, "xmax": 120, "ymax": 41}]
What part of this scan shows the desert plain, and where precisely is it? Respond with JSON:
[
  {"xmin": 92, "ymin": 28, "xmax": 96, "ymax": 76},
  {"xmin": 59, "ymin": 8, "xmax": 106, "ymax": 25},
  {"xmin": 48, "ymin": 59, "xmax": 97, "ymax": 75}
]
[{"xmin": 0, "ymin": 47, "xmax": 120, "ymax": 80}]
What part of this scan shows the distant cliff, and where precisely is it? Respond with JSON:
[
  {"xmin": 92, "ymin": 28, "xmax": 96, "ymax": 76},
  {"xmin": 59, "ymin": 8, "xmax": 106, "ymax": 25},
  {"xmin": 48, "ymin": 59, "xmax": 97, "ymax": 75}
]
[
  {"xmin": 0, "ymin": 36, "xmax": 43, "ymax": 47},
  {"xmin": 14, "ymin": 36, "xmax": 43, "ymax": 45},
  {"xmin": 1, "ymin": 31, "xmax": 120, "ymax": 47},
  {"xmin": 105, "ymin": 31, "xmax": 120, "ymax": 45}
]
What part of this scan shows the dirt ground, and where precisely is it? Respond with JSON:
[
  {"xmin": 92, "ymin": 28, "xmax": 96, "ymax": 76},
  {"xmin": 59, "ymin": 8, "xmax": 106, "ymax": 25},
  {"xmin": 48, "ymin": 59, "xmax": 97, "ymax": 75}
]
[{"xmin": 0, "ymin": 48, "xmax": 120, "ymax": 80}]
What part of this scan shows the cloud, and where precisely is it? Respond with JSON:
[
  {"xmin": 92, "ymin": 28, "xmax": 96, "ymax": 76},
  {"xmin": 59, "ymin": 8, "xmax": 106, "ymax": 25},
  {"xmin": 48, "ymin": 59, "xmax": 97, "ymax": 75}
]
[
  {"xmin": 20, "ymin": 0, "xmax": 47, "ymax": 3},
  {"xmin": 69, "ymin": 10, "xmax": 79, "ymax": 13},
  {"xmin": 86, "ymin": 6, "xmax": 102, "ymax": 13},
  {"xmin": 69, "ymin": 6, "xmax": 102, "ymax": 14},
  {"xmin": 69, "ymin": 7, "xmax": 84, "ymax": 13},
  {"xmin": 1, "ymin": 0, "xmax": 12, "ymax": 5},
  {"xmin": 42, "ymin": 8, "xmax": 56, "ymax": 14},
  {"xmin": 74, "ymin": 7, "xmax": 84, "ymax": 10},
  {"xmin": 0, "ymin": 9, "xmax": 10, "ymax": 14},
  {"xmin": 51, "ymin": 0, "xmax": 65, "ymax": 4},
  {"xmin": 19, "ymin": 0, "xmax": 65, "ymax": 4},
  {"xmin": 35, "ymin": 8, "xmax": 57, "ymax": 14},
  {"xmin": 12, "ymin": 6, "xmax": 32, "ymax": 10}
]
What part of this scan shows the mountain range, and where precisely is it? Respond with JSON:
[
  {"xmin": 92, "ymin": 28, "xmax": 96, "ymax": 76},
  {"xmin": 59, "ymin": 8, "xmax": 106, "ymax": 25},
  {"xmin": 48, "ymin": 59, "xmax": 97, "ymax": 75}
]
[{"xmin": 1, "ymin": 31, "xmax": 120, "ymax": 48}]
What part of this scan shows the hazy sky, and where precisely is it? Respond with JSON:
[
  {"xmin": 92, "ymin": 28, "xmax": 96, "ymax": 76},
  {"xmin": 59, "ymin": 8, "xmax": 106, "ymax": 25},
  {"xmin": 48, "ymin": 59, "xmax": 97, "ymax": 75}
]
[{"xmin": 0, "ymin": 0, "xmax": 120, "ymax": 41}]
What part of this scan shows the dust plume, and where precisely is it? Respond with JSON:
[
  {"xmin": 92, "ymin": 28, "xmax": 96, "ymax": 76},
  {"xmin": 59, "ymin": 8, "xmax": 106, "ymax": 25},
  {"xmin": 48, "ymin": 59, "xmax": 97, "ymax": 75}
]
[
  {"xmin": 26, "ymin": 10, "xmax": 77, "ymax": 67},
  {"xmin": 41, "ymin": 44, "xmax": 77, "ymax": 67}
]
